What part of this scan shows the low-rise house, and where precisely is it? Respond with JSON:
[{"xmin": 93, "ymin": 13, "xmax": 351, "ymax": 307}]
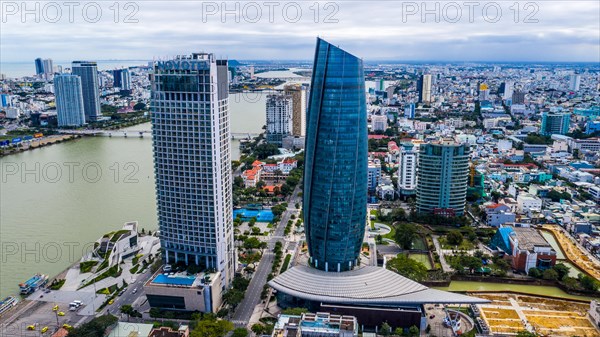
[
  {"xmin": 517, "ymin": 193, "xmax": 542, "ymax": 213},
  {"xmin": 485, "ymin": 204, "xmax": 517, "ymax": 227},
  {"xmin": 490, "ymin": 224, "xmax": 557, "ymax": 274}
]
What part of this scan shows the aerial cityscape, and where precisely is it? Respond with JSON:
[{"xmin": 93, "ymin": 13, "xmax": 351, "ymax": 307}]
[{"xmin": 0, "ymin": 2, "xmax": 599, "ymax": 337}]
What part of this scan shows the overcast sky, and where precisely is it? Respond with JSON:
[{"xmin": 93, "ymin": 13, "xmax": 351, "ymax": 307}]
[{"xmin": 1, "ymin": 1, "xmax": 599, "ymax": 63}]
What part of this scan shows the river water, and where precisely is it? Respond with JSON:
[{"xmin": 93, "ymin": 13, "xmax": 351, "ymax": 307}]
[{"xmin": 0, "ymin": 93, "xmax": 266, "ymax": 298}]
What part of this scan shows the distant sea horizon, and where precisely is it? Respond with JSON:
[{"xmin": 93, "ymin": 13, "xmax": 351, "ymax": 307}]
[{"xmin": 2, "ymin": 59, "xmax": 598, "ymax": 79}]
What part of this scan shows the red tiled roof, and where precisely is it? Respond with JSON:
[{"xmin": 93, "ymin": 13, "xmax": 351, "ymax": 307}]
[
  {"xmin": 486, "ymin": 204, "xmax": 504, "ymax": 209},
  {"xmin": 52, "ymin": 328, "xmax": 69, "ymax": 337}
]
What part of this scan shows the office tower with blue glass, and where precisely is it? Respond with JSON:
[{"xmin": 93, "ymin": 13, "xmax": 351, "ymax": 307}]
[
  {"xmin": 54, "ymin": 74, "xmax": 86, "ymax": 127},
  {"xmin": 72, "ymin": 61, "xmax": 102, "ymax": 122},
  {"xmin": 304, "ymin": 38, "xmax": 367, "ymax": 272},
  {"xmin": 35, "ymin": 58, "xmax": 44, "ymax": 75},
  {"xmin": 269, "ymin": 39, "xmax": 487, "ymax": 326},
  {"xmin": 150, "ymin": 53, "xmax": 234, "ymax": 287},
  {"xmin": 416, "ymin": 140, "xmax": 471, "ymax": 216},
  {"xmin": 541, "ymin": 111, "xmax": 570, "ymax": 136},
  {"xmin": 113, "ymin": 68, "xmax": 132, "ymax": 92}
]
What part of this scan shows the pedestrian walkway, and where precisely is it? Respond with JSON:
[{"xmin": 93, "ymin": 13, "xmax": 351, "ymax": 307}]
[{"xmin": 432, "ymin": 235, "xmax": 453, "ymax": 272}]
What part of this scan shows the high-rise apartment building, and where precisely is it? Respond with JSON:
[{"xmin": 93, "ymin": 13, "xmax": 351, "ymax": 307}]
[
  {"xmin": 417, "ymin": 74, "xmax": 432, "ymax": 103},
  {"xmin": 72, "ymin": 61, "xmax": 102, "ymax": 122},
  {"xmin": 283, "ymin": 84, "xmax": 308, "ymax": 137},
  {"xmin": 541, "ymin": 112, "xmax": 571, "ymax": 136},
  {"xmin": 479, "ymin": 83, "xmax": 490, "ymax": 101},
  {"xmin": 54, "ymin": 74, "xmax": 86, "ymax": 127},
  {"xmin": 35, "ymin": 58, "xmax": 44, "ymax": 75},
  {"xmin": 512, "ymin": 90, "xmax": 526, "ymax": 104},
  {"xmin": 113, "ymin": 68, "xmax": 132, "ymax": 91},
  {"xmin": 371, "ymin": 114, "xmax": 388, "ymax": 132},
  {"xmin": 266, "ymin": 93, "xmax": 293, "ymax": 147},
  {"xmin": 150, "ymin": 53, "xmax": 234, "ymax": 287},
  {"xmin": 569, "ymin": 74, "xmax": 581, "ymax": 91},
  {"xmin": 502, "ymin": 81, "xmax": 513, "ymax": 100},
  {"xmin": 304, "ymin": 38, "xmax": 367, "ymax": 272},
  {"xmin": 43, "ymin": 59, "xmax": 54, "ymax": 77},
  {"xmin": 404, "ymin": 103, "xmax": 415, "ymax": 119},
  {"xmin": 368, "ymin": 159, "xmax": 382, "ymax": 192},
  {"xmin": 416, "ymin": 141, "xmax": 471, "ymax": 216},
  {"xmin": 398, "ymin": 143, "xmax": 417, "ymax": 197}
]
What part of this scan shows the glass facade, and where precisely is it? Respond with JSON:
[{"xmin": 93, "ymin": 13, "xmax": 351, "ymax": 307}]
[
  {"xmin": 54, "ymin": 74, "xmax": 86, "ymax": 127},
  {"xmin": 72, "ymin": 61, "xmax": 102, "ymax": 122},
  {"xmin": 304, "ymin": 38, "xmax": 367, "ymax": 272}
]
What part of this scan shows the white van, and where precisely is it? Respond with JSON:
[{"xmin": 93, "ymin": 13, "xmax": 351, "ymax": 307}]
[
  {"xmin": 73, "ymin": 300, "xmax": 82, "ymax": 307},
  {"xmin": 69, "ymin": 302, "xmax": 78, "ymax": 311}
]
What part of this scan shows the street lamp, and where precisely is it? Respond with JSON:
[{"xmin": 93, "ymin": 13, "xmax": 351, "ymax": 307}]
[{"xmin": 52, "ymin": 304, "xmax": 59, "ymax": 327}]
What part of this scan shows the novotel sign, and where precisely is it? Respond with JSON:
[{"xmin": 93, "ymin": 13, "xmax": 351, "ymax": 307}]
[{"xmin": 156, "ymin": 60, "xmax": 210, "ymax": 71}]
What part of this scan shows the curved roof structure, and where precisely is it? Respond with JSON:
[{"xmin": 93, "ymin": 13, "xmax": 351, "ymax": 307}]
[{"xmin": 268, "ymin": 266, "xmax": 489, "ymax": 305}]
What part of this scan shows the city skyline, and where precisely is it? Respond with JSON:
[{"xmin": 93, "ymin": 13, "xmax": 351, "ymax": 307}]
[{"xmin": 1, "ymin": 2, "xmax": 600, "ymax": 330}]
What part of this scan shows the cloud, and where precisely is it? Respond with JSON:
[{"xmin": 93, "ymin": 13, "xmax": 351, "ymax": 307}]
[{"xmin": 0, "ymin": 0, "xmax": 598, "ymax": 63}]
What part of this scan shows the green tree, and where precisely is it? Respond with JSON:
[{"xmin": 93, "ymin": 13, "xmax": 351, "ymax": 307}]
[
  {"xmin": 120, "ymin": 304, "xmax": 134, "ymax": 321},
  {"xmin": 191, "ymin": 315, "xmax": 234, "ymax": 337},
  {"xmin": 222, "ymin": 289, "xmax": 245, "ymax": 308},
  {"xmin": 446, "ymin": 230, "xmax": 464, "ymax": 246},
  {"xmin": 394, "ymin": 223, "xmax": 418, "ymax": 250},
  {"xmin": 542, "ymin": 268, "xmax": 559, "ymax": 281},
  {"xmin": 232, "ymin": 328, "xmax": 248, "ymax": 337},
  {"xmin": 579, "ymin": 274, "xmax": 599, "ymax": 292},
  {"xmin": 493, "ymin": 258, "xmax": 511, "ymax": 272},
  {"xmin": 552, "ymin": 263, "xmax": 570, "ymax": 280},
  {"xmin": 386, "ymin": 254, "xmax": 428, "ymax": 281},
  {"xmin": 68, "ymin": 315, "xmax": 118, "ymax": 337},
  {"xmin": 408, "ymin": 325, "xmax": 419, "ymax": 337},
  {"xmin": 380, "ymin": 322, "xmax": 391, "ymax": 336},
  {"xmin": 528, "ymin": 267, "xmax": 542, "ymax": 278},
  {"xmin": 251, "ymin": 324, "xmax": 265, "ymax": 335}
]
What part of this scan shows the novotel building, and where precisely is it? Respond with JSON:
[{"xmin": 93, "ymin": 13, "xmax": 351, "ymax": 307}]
[{"xmin": 150, "ymin": 53, "xmax": 235, "ymax": 289}]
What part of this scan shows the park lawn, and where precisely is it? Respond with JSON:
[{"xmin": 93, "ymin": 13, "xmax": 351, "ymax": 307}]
[
  {"xmin": 439, "ymin": 237, "xmax": 476, "ymax": 250},
  {"xmin": 409, "ymin": 253, "xmax": 433, "ymax": 270}
]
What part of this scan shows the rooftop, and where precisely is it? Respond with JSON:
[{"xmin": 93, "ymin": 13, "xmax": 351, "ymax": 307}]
[
  {"xmin": 269, "ymin": 265, "xmax": 489, "ymax": 305},
  {"xmin": 512, "ymin": 227, "xmax": 553, "ymax": 251}
]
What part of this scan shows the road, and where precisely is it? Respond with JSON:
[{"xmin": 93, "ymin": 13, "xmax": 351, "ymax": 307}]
[
  {"xmin": 97, "ymin": 268, "xmax": 154, "ymax": 318},
  {"xmin": 232, "ymin": 186, "xmax": 302, "ymax": 326}
]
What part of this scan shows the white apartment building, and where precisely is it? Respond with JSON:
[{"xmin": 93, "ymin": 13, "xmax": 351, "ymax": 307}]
[
  {"xmin": 151, "ymin": 53, "xmax": 234, "ymax": 288},
  {"xmin": 371, "ymin": 114, "xmax": 388, "ymax": 132},
  {"xmin": 517, "ymin": 193, "xmax": 542, "ymax": 213},
  {"xmin": 398, "ymin": 143, "xmax": 417, "ymax": 196},
  {"xmin": 266, "ymin": 93, "xmax": 293, "ymax": 147}
]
